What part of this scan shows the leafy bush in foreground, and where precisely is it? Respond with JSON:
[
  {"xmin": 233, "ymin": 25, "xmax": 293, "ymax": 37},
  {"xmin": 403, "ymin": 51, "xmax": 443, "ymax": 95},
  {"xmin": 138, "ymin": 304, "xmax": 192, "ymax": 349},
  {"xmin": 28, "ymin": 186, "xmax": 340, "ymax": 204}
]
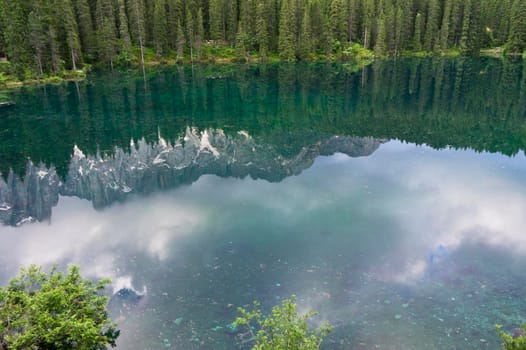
[
  {"xmin": 0, "ymin": 265, "xmax": 119, "ymax": 350},
  {"xmin": 234, "ymin": 295, "xmax": 332, "ymax": 350},
  {"xmin": 497, "ymin": 324, "xmax": 526, "ymax": 349}
]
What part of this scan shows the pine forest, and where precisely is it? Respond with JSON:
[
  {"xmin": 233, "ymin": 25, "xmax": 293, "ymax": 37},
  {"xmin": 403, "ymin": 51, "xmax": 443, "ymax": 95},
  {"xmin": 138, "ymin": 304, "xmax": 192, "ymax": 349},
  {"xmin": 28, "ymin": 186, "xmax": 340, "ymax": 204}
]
[{"xmin": 0, "ymin": 0, "xmax": 526, "ymax": 80}]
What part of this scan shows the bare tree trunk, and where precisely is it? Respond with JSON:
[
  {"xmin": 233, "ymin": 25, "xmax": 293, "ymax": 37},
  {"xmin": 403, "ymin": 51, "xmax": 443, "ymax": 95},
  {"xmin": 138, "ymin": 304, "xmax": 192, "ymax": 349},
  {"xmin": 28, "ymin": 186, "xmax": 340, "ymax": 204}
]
[
  {"xmin": 135, "ymin": 3, "xmax": 145, "ymax": 66},
  {"xmin": 71, "ymin": 48, "xmax": 77, "ymax": 71}
]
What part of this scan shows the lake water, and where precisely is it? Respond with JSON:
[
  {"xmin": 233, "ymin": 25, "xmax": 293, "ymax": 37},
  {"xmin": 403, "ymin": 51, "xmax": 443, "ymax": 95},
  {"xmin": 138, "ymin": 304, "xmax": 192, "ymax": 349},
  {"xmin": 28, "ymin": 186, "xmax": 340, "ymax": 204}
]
[{"xmin": 1, "ymin": 58, "xmax": 526, "ymax": 349}]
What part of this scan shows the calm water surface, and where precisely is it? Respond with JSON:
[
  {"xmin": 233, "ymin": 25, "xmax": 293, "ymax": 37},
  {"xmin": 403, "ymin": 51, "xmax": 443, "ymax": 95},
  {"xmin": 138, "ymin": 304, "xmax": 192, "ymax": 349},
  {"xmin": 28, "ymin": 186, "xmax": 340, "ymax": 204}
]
[{"xmin": 1, "ymin": 59, "xmax": 526, "ymax": 349}]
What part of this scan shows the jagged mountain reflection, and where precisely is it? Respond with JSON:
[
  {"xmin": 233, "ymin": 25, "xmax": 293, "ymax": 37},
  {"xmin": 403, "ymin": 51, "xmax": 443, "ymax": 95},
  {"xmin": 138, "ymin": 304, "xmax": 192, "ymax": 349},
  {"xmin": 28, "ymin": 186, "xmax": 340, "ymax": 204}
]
[
  {"xmin": 0, "ymin": 128, "xmax": 381, "ymax": 225},
  {"xmin": 2, "ymin": 58, "xmax": 526, "ymax": 179},
  {"xmin": 2, "ymin": 58, "xmax": 526, "ymax": 225}
]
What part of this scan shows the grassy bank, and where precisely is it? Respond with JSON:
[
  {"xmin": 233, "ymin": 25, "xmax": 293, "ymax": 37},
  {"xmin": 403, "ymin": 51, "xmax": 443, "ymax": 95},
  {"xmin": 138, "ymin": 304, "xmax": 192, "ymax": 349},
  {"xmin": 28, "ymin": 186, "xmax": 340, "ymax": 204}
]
[
  {"xmin": 0, "ymin": 44, "xmax": 522, "ymax": 89},
  {"xmin": 0, "ymin": 61, "xmax": 89, "ymax": 89}
]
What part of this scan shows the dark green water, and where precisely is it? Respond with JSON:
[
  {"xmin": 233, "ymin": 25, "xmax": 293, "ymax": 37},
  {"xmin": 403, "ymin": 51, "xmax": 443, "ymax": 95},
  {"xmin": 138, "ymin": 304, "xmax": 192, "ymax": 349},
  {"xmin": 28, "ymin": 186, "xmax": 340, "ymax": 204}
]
[{"xmin": 1, "ymin": 58, "xmax": 526, "ymax": 349}]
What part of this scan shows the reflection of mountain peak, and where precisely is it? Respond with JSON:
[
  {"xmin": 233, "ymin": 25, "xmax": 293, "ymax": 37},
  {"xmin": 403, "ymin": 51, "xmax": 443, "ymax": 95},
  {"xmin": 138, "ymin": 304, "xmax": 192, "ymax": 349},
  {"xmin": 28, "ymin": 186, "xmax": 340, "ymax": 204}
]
[{"xmin": 0, "ymin": 128, "xmax": 381, "ymax": 226}]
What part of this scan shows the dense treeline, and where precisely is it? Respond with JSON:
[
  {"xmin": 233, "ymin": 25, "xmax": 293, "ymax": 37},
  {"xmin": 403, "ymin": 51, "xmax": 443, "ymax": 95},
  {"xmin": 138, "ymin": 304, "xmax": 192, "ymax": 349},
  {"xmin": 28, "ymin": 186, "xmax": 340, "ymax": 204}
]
[
  {"xmin": 1, "ymin": 58, "xmax": 526, "ymax": 177},
  {"xmin": 0, "ymin": 0, "xmax": 525, "ymax": 79}
]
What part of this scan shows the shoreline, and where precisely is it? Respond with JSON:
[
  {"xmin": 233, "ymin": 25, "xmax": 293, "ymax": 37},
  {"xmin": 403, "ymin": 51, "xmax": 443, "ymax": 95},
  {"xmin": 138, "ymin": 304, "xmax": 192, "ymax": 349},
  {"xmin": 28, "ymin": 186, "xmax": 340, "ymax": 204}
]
[{"xmin": 0, "ymin": 47, "xmax": 520, "ymax": 89}]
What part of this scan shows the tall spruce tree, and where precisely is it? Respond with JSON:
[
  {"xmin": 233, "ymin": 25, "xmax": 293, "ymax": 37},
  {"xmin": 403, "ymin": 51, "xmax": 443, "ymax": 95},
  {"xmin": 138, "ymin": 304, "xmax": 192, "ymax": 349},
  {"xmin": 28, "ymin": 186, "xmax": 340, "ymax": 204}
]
[
  {"xmin": 413, "ymin": 12, "xmax": 423, "ymax": 50},
  {"xmin": 186, "ymin": 6, "xmax": 195, "ymax": 62},
  {"xmin": 423, "ymin": 0, "xmax": 440, "ymax": 51},
  {"xmin": 256, "ymin": 1, "xmax": 270, "ymax": 57},
  {"xmin": 153, "ymin": 0, "xmax": 168, "ymax": 57},
  {"xmin": 374, "ymin": 8, "xmax": 387, "ymax": 56},
  {"xmin": 278, "ymin": 0, "xmax": 296, "ymax": 60},
  {"xmin": 347, "ymin": 0, "xmax": 360, "ymax": 43},
  {"xmin": 460, "ymin": 0, "xmax": 481, "ymax": 55},
  {"xmin": 298, "ymin": 3, "xmax": 312, "ymax": 59},
  {"xmin": 73, "ymin": 0, "xmax": 96, "ymax": 59},
  {"xmin": 128, "ymin": 0, "xmax": 146, "ymax": 65},
  {"xmin": 48, "ymin": 4, "xmax": 62, "ymax": 74},
  {"xmin": 117, "ymin": 0, "xmax": 132, "ymax": 58},
  {"xmin": 329, "ymin": 0, "xmax": 347, "ymax": 44},
  {"xmin": 61, "ymin": 0, "xmax": 82, "ymax": 70},
  {"xmin": 95, "ymin": 0, "xmax": 118, "ymax": 68},
  {"xmin": 440, "ymin": 0, "xmax": 453, "ymax": 50},
  {"xmin": 362, "ymin": 0, "xmax": 374, "ymax": 49},
  {"xmin": 1, "ymin": 0, "xmax": 32, "ymax": 79},
  {"xmin": 176, "ymin": 20, "xmax": 185, "ymax": 59},
  {"xmin": 508, "ymin": 0, "xmax": 526, "ymax": 54},
  {"xmin": 27, "ymin": 5, "xmax": 47, "ymax": 76},
  {"xmin": 196, "ymin": 7, "xmax": 204, "ymax": 58},
  {"xmin": 209, "ymin": 0, "xmax": 224, "ymax": 41}
]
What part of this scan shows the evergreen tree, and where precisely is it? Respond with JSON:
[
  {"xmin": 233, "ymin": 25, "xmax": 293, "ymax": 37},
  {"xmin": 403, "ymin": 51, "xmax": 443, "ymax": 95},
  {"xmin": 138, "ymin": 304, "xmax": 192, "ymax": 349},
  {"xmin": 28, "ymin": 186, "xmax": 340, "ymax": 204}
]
[
  {"xmin": 362, "ymin": 0, "xmax": 374, "ymax": 49},
  {"xmin": 329, "ymin": 0, "xmax": 347, "ymax": 45},
  {"xmin": 73, "ymin": 0, "xmax": 96, "ymax": 59},
  {"xmin": 440, "ymin": 0, "xmax": 453, "ymax": 50},
  {"xmin": 48, "ymin": 8, "xmax": 62, "ymax": 74},
  {"xmin": 186, "ymin": 6, "xmax": 195, "ymax": 62},
  {"xmin": 384, "ymin": 1, "xmax": 396, "ymax": 54},
  {"xmin": 495, "ymin": 0, "xmax": 512, "ymax": 44},
  {"xmin": 278, "ymin": 0, "xmax": 296, "ymax": 60},
  {"xmin": 413, "ymin": 12, "xmax": 423, "ymax": 50},
  {"xmin": 256, "ymin": 1, "xmax": 270, "ymax": 57},
  {"xmin": 176, "ymin": 20, "xmax": 185, "ymax": 59},
  {"xmin": 298, "ymin": 3, "xmax": 312, "ymax": 59},
  {"xmin": 235, "ymin": 21, "xmax": 249, "ymax": 57},
  {"xmin": 460, "ymin": 0, "xmax": 481, "ymax": 55},
  {"xmin": 399, "ymin": 0, "xmax": 414, "ymax": 51},
  {"xmin": 153, "ymin": 0, "xmax": 168, "ymax": 58},
  {"xmin": 308, "ymin": 0, "xmax": 324, "ymax": 52},
  {"xmin": 95, "ymin": 0, "xmax": 118, "ymax": 68},
  {"xmin": 423, "ymin": 0, "xmax": 440, "ymax": 51},
  {"xmin": 196, "ymin": 7, "xmax": 205, "ymax": 58},
  {"xmin": 240, "ymin": 0, "xmax": 258, "ymax": 50},
  {"xmin": 128, "ymin": 0, "xmax": 146, "ymax": 65},
  {"xmin": 227, "ymin": 0, "xmax": 238, "ymax": 44},
  {"xmin": 374, "ymin": 9, "xmax": 387, "ymax": 56},
  {"xmin": 448, "ymin": 0, "xmax": 462, "ymax": 46},
  {"xmin": 209, "ymin": 0, "xmax": 225, "ymax": 41},
  {"xmin": 1, "ymin": 0, "xmax": 32, "ymax": 79},
  {"xmin": 266, "ymin": 0, "xmax": 279, "ymax": 51},
  {"xmin": 507, "ymin": 0, "xmax": 526, "ymax": 54},
  {"xmin": 61, "ymin": 0, "xmax": 82, "ymax": 70},
  {"xmin": 393, "ymin": 5, "xmax": 403, "ymax": 55},
  {"xmin": 27, "ymin": 6, "xmax": 47, "ymax": 77},
  {"xmin": 0, "ymin": 0, "xmax": 525, "ymax": 78},
  {"xmin": 117, "ymin": 0, "xmax": 132, "ymax": 58},
  {"xmin": 347, "ymin": 0, "xmax": 360, "ymax": 43},
  {"xmin": 167, "ymin": 0, "xmax": 183, "ymax": 49}
]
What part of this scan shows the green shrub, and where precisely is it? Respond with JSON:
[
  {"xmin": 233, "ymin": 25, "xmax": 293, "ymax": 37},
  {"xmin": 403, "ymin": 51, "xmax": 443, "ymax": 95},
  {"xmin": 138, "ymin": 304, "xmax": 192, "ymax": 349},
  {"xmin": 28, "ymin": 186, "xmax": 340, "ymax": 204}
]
[
  {"xmin": 0, "ymin": 73, "xmax": 8, "ymax": 86},
  {"xmin": 0, "ymin": 265, "xmax": 119, "ymax": 350},
  {"xmin": 233, "ymin": 295, "xmax": 332, "ymax": 350},
  {"xmin": 497, "ymin": 324, "xmax": 526, "ymax": 349},
  {"xmin": 341, "ymin": 43, "xmax": 374, "ymax": 60}
]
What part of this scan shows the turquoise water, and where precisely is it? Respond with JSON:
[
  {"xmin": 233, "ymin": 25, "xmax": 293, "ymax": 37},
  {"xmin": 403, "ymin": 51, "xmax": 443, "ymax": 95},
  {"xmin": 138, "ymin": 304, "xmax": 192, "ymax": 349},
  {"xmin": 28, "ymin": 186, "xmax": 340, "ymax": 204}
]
[{"xmin": 1, "ymin": 59, "xmax": 526, "ymax": 349}]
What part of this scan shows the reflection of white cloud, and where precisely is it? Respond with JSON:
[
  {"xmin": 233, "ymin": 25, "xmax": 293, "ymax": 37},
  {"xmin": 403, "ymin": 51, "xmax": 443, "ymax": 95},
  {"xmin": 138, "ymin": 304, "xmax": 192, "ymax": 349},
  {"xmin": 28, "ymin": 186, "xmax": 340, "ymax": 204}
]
[
  {"xmin": 2, "ymin": 140, "xmax": 526, "ymax": 301},
  {"xmin": 367, "ymin": 143, "xmax": 526, "ymax": 283},
  {"xmin": 0, "ymin": 194, "xmax": 204, "ymax": 289}
]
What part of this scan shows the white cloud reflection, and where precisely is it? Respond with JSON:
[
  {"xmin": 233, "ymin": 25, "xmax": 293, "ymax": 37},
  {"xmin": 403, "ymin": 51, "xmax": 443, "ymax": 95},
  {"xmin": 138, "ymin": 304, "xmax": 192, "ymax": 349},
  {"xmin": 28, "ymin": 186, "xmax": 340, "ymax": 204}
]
[
  {"xmin": 0, "ymin": 193, "xmax": 205, "ymax": 291},
  {"xmin": 1, "ymin": 140, "xmax": 526, "ymax": 295},
  {"xmin": 358, "ymin": 143, "xmax": 526, "ymax": 283}
]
